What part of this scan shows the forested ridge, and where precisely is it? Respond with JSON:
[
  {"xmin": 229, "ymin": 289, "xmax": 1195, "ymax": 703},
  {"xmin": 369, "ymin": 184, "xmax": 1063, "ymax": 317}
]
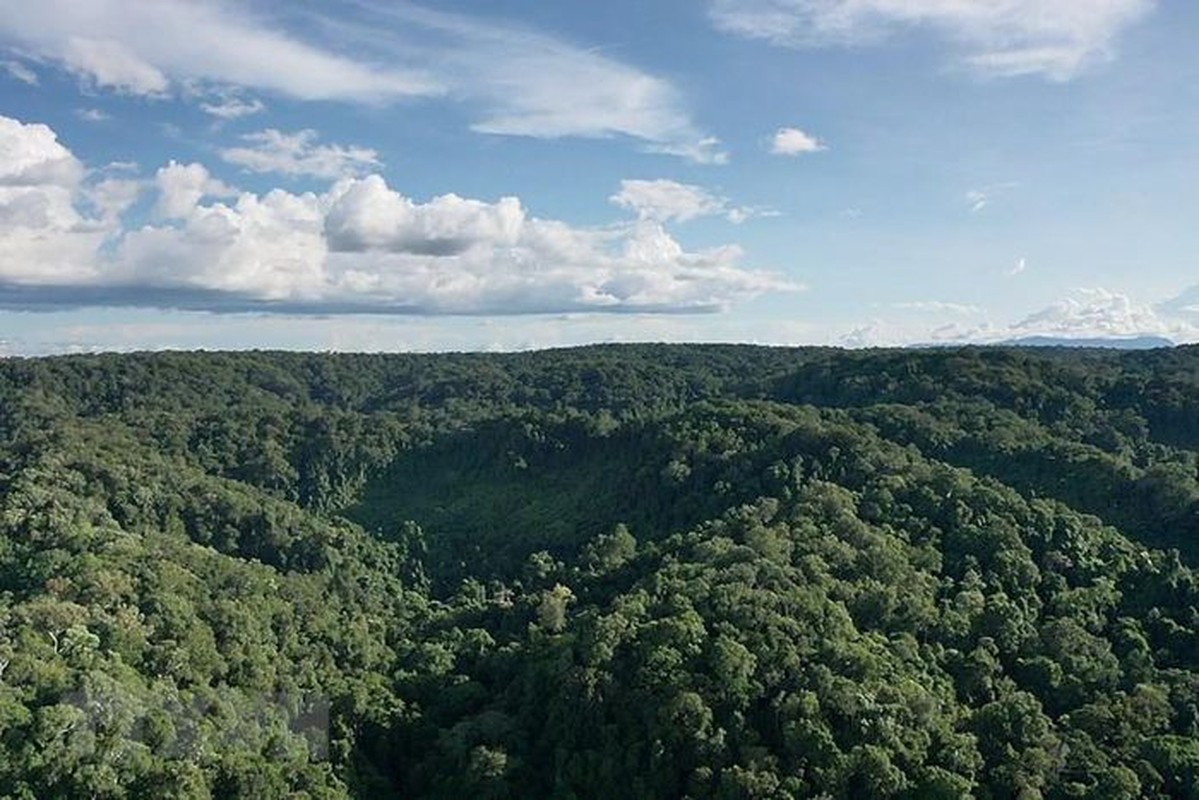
[{"xmin": 1, "ymin": 344, "xmax": 1198, "ymax": 799}]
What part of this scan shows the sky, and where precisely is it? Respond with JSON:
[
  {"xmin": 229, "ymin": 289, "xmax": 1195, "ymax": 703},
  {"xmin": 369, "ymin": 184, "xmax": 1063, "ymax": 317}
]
[{"xmin": 0, "ymin": 0, "xmax": 1196, "ymax": 354}]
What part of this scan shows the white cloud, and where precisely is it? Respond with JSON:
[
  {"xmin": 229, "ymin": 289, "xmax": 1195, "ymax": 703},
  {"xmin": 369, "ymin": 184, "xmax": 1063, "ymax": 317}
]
[
  {"xmin": 966, "ymin": 190, "xmax": 989, "ymax": 213},
  {"xmin": 116, "ymin": 176, "xmax": 793, "ymax": 313},
  {"xmin": 220, "ymin": 129, "xmax": 381, "ymax": 180},
  {"xmin": 0, "ymin": 0, "xmax": 440, "ymax": 101},
  {"xmin": 846, "ymin": 288, "xmax": 1199, "ymax": 348},
  {"xmin": 76, "ymin": 108, "xmax": 110, "ymax": 123},
  {"xmin": 0, "ymin": 115, "xmax": 795, "ymax": 315},
  {"xmin": 0, "ymin": 115, "xmax": 84, "ymax": 187},
  {"xmin": 710, "ymin": 0, "xmax": 1153, "ymax": 80},
  {"xmin": 120, "ymin": 187, "xmax": 330, "ymax": 301},
  {"xmin": 324, "ymin": 175, "xmax": 524, "ymax": 255},
  {"xmin": 2, "ymin": 58, "xmax": 37, "ymax": 85},
  {"xmin": 771, "ymin": 126, "xmax": 825, "ymax": 155},
  {"xmin": 377, "ymin": 4, "xmax": 726, "ymax": 163},
  {"xmin": 200, "ymin": 95, "xmax": 265, "ymax": 120},
  {"xmin": 84, "ymin": 176, "xmax": 144, "ymax": 224},
  {"xmin": 921, "ymin": 288, "xmax": 1195, "ymax": 345},
  {"xmin": 61, "ymin": 36, "xmax": 169, "ymax": 95},
  {"xmin": 0, "ymin": 116, "xmax": 106, "ymax": 284},
  {"xmin": 611, "ymin": 179, "xmax": 760, "ymax": 224},
  {"xmin": 966, "ymin": 181, "xmax": 1018, "ymax": 213},
  {"xmin": 1008, "ymin": 257, "xmax": 1027, "ymax": 277},
  {"xmin": 643, "ymin": 137, "xmax": 730, "ymax": 166},
  {"xmin": 1009, "ymin": 288, "xmax": 1169, "ymax": 338},
  {"xmin": 153, "ymin": 161, "xmax": 235, "ymax": 219}
]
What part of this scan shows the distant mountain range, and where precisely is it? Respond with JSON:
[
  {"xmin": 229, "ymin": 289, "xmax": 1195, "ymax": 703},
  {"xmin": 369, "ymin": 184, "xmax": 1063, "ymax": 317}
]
[
  {"xmin": 996, "ymin": 335, "xmax": 1175, "ymax": 349},
  {"xmin": 913, "ymin": 335, "xmax": 1176, "ymax": 350}
]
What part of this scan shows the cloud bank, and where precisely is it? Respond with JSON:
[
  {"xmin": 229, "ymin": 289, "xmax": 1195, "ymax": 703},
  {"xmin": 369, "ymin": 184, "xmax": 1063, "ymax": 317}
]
[{"xmin": 0, "ymin": 115, "xmax": 793, "ymax": 315}]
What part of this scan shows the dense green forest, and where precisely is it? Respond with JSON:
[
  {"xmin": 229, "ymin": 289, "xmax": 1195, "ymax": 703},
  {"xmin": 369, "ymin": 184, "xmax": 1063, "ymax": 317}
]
[{"xmin": 1, "ymin": 344, "xmax": 1198, "ymax": 799}]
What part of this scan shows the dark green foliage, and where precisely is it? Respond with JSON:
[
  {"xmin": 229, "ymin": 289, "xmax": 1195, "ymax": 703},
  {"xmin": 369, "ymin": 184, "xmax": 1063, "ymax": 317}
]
[{"xmin": 0, "ymin": 344, "xmax": 1198, "ymax": 798}]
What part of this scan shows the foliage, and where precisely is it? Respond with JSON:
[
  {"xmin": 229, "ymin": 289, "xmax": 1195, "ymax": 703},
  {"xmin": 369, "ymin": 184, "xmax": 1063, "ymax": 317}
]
[{"xmin": 0, "ymin": 344, "xmax": 1197, "ymax": 797}]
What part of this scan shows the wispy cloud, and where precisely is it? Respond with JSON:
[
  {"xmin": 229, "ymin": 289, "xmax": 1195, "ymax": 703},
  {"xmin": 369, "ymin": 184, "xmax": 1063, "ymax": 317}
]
[
  {"xmin": 75, "ymin": 107, "xmax": 110, "ymax": 123},
  {"xmin": 220, "ymin": 129, "xmax": 381, "ymax": 180},
  {"xmin": 610, "ymin": 179, "xmax": 766, "ymax": 224},
  {"xmin": 0, "ymin": 0, "xmax": 721, "ymax": 161},
  {"xmin": 61, "ymin": 35, "xmax": 170, "ymax": 95},
  {"xmin": 199, "ymin": 94, "xmax": 265, "ymax": 120},
  {"xmin": 892, "ymin": 301, "xmax": 982, "ymax": 315},
  {"xmin": 318, "ymin": 2, "xmax": 727, "ymax": 162},
  {"xmin": 965, "ymin": 181, "xmax": 1019, "ymax": 213},
  {"xmin": 2, "ymin": 58, "xmax": 38, "ymax": 85},
  {"xmin": 0, "ymin": 0, "xmax": 441, "ymax": 101},
  {"xmin": 710, "ymin": 0, "xmax": 1154, "ymax": 81}
]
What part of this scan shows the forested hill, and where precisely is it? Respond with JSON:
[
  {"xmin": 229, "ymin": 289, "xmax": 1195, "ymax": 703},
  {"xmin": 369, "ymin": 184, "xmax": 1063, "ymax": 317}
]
[{"xmin": 1, "ymin": 344, "xmax": 1198, "ymax": 799}]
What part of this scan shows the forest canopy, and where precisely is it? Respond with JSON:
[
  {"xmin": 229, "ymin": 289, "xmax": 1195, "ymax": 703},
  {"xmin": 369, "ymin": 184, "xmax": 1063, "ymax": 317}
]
[{"xmin": 0, "ymin": 344, "xmax": 1198, "ymax": 799}]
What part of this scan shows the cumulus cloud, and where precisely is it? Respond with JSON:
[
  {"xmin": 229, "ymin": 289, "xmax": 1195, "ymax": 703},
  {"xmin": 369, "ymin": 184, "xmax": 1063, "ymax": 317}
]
[
  {"xmin": 0, "ymin": 115, "xmax": 795, "ymax": 315},
  {"xmin": 153, "ymin": 161, "xmax": 235, "ymax": 219},
  {"xmin": 1009, "ymin": 288, "xmax": 1170, "ymax": 338},
  {"xmin": 0, "ymin": 116, "xmax": 107, "ymax": 284},
  {"xmin": 324, "ymin": 176, "xmax": 523, "ymax": 256},
  {"xmin": 119, "ymin": 186, "xmax": 329, "ymax": 301},
  {"xmin": 0, "ymin": 115, "xmax": 84, "ymax": 187},
  {"xmin": 710, "ymin": 0, "xmax": 1153, "ymax": 80},
  {"xmin": 610, "ymin": 179, "xmax": 761, "ymax": 224},
  {"xmin": 220, "ymin": 129, "xmax": 381, "ymax": 180},
  {"xmin": 113, "ymin": 179, "xmax": 791, "ymax": 313},
  {"xmin": 84, "ymin": 175, "xmax": 144, "ymax": 224},
  {"xmin": 921, "ymin": 288, "xmax": 1196, "ymax": 346},
  {"xmin": 845, "ymin": 288, "xmax": 1199, "ymax": 348},
  {"xmin": 770, "ymin": 127, "xmax": 825, "ymax": 155}
]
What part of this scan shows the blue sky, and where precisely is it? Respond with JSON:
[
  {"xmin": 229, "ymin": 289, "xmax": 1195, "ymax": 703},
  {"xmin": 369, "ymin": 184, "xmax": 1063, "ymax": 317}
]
[{"xmin": 0, "ymin": 0, "xmax": 1195, "ymax": 353}]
